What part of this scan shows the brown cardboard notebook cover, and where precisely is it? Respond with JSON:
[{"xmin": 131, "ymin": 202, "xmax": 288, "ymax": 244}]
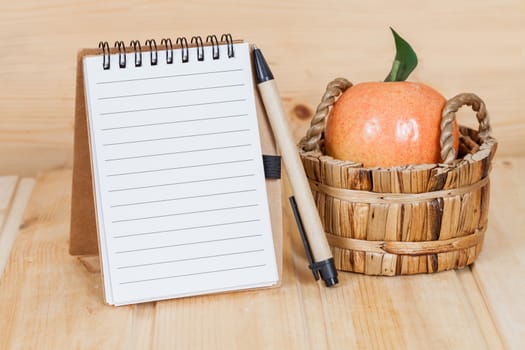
[{"xmin": 69, "ymin": 44, "xmax": 283, "ymax": 281}]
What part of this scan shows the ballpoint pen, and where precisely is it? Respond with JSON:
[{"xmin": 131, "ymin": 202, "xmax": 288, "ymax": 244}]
[{"xmin": 253, "ymin": 45, "xmax": 338, "ymax": 287}]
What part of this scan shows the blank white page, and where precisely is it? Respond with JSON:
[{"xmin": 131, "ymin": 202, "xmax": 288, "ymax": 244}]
[{"xmin": 83, "ymin": 42, "xmax": 278, "ymax": 305}]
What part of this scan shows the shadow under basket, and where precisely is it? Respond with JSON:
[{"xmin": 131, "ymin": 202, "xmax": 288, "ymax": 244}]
[{"xmin": 299, "ymin": 78, "xmax": 498, "ymax": 276}]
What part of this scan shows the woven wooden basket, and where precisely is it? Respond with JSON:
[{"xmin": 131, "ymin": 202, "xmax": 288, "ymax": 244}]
[{"xmin": 299, "ymin": 78, "xmax": 498, "ymax": 275}]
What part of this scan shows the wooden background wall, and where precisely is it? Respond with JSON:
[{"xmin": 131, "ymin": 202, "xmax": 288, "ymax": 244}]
[{"xmin": 1, "ymin": 0, "xmax": 523, "ymax": 175}]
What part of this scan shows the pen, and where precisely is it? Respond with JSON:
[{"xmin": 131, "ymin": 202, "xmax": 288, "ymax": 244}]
[{"xmin": 253, "ymin": 45, "xmax": 338, "ymax": 287}]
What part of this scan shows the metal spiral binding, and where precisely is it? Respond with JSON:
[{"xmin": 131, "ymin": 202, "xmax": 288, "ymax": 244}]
[
  {"xmin": 221, "ymin": 33, "xmax": 234, "ymax": 58},
  {"xmin": 98, "ymin": 41, "xmax": 110, "ymax": 70},
  {"xmin": 145, "ymin": 39, "xmax": 158, "ymax": 66},
  {"xmin": 206, "ymin": 35, "xmax": 220, "ymax": 60},
  {"xmin": 176, "ymin": 37, "xmax": 189, "ymax": 63},
  {"xmin": 97, "ymin": 34, "xmax": 236, "ymax": 69},
  {"xmin": 191, "ymin": 36, "xmax": 204, "ymax": 61},
  {"xmin": 129, "ymin": 40, "xmax": 142, "ymax": 67},
  {"xmin": 161, "ymin": 38, "xmax": 174, "ymax": 64},
  {"xmin": 114, "ymin": 41, "xmax": 126, "ymax": 68}
]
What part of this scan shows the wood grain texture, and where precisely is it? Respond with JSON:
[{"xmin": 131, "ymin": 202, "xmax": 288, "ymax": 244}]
[
  {"xmin": 318, "ymin": 272, "xmax": 488, "ymax": 349},
  {"xmin": 1, "ymin": 165, "xmax": 524, "ymax": 348},
  {"xmin": 0, "ymin": 176, "xmax": 18, "ymax": 232},
  {"xmin": 0, "ymin": 170, "xmax": 137, "ymax": 349},
  {"xmin": 469, "ymin": 157, "xmax": 525, "ymax": 349},
  {"xmin": 456, "ymin": 269, "xmax": 505, "ymax": 349},
  {"xmin": 0, "ymin": 0, "xmax": 524, "ymax": 175},
  {"xmin": 0, "ymin": 178, "xmax": 34, "ymax": 278}
]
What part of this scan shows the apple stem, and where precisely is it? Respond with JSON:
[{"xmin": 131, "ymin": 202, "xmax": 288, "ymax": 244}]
[{"xmin": 386, "ymin": 60, "xmax": 401, "ymax": 82}]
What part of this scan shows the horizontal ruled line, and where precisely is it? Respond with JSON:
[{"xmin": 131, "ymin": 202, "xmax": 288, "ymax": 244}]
[
  {"xmin": 112, "ymin": 204, "xmax": 259, "ymax": 223},
  {"xmin": 108, "ymin": 174, "xmax": 255, "ymax": 192},
  {"xmin": 117, "ymin": 249, "xmax": 264, "ymax": 269},
  {"xmin": 97, "ymin": 68, "xmax": 243, "ymax": 85},
  {"xmin": 113, "ymin": 219, "xmax": 261, "ymax": 238},
  {"xmin": 105, "ymin": 144, "xmax": 251, "ymax": 162},
  {"xmin": 103, "ymin": 129, "xmax": 250, "ymax": 146},
  {"xmin": 119, "ymin": 264, "xmax": 266, "ymax": 285},
  {"xmin": 100, "ymin": 114, "xmax": 248, "ymax": 131},
  {"xmin": 111, "ymin": 189, "xmax": 256, "ymax": 207},
  {"xmin": 115, "ymin": 234, "xmax": 263, "ymax": 254},
  {"xmin": 98, "ymin": 83, "xmax": 245, "ymax": 100},
  {"xmin": 99, "ymin": 99, "xmax": 246, "ymax": 116},
  {"xmin": 107, "ymin": 159, "xmax": 254, "ymax": 177}
]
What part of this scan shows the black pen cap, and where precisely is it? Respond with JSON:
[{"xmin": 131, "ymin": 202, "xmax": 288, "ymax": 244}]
[{"xmin": 253, "ymin": 45, "xmax": 274, "ymax": 83}]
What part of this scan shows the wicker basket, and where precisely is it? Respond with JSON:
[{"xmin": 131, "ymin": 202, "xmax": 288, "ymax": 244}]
[{"xmin": 299, "ymin": 78, "xmax": 497, "ymax": 275}]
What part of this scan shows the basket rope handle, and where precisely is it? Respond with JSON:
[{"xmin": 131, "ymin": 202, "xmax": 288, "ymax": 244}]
[
  {"xmin": 300, "ymin": 78, "xmax": 353, "ymax": 152},
  {"xmin": 440, "ymin": 93, "xmax": 491, "ymax": 164},
  {"xmin": 301, "ymin": 79, "xmax": 491, "ymax": 165}
]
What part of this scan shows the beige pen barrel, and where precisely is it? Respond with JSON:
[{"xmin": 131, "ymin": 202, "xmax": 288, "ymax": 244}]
[{"xmin": 258, "ymin": 80, "xmax": 332, "ymax": 262}]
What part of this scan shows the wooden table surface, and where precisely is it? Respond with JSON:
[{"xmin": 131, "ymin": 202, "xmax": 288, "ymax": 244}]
[
  {"xmin": 1, "ymin": 0, "xmax": 524, "ymax": 348},
  {"xmin": 0, "ymin": 156, "xmax": 523, "ymax": 349}
]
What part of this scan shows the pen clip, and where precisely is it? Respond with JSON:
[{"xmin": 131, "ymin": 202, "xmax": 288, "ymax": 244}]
[{"xmin": 289, "ymin": 196, "xmax": 320, "ymax": 281}]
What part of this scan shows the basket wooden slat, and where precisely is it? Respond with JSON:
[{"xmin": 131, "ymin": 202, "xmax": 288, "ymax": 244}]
[{"xmin": 299, "ymin": 78, "xmax": 497, "ymax": 275}]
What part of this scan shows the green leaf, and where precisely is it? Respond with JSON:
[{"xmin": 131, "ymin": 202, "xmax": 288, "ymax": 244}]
[{"xmin": 384, "ymin": 27, "xmax": 418, "ymax": 82}]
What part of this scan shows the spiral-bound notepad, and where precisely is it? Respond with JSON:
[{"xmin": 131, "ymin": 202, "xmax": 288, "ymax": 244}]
[{"xmin": 81, "ymin": 36, "xmax": 279, "ymax": 305}]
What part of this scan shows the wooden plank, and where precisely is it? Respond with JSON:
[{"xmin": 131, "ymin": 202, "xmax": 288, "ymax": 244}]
[
  {"xmin": 287, "ymin": 192, "xmax": 331, "ymax": 350},
  {"xmin": 469, "ymin": 157, "xmax": 525, "ymax": 349},
  {"xmin": 1, "ymin": 0, "xmax": 525, "ymax": 175},
  {"xmin": 314, "ymin": 270, "xmax": 489, "ymax": 349},
  {"xmin": 0, "ymin": 176, "xmax": 18, "ymax": 232},
  {"xmin": 0, "ymin": 177, "xmax": 34, "ymax": 278},
  {"xmin": 456, "ymin": 269, "xmax": 505, "ymax": 349},
  {"xmin": 0, "ymin": 170, "xmax": 139, "ymax": 349}
]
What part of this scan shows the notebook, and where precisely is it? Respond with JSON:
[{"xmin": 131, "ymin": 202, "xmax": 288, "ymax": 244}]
[{"xmin": 79, "ymin": 35, "xmax": 279, "ymax": 305}]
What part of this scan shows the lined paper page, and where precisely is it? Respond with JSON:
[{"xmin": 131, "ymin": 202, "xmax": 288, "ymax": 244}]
[{"xmin": 83, "ymin": 43, "xmax": 278, "ymax": 305}]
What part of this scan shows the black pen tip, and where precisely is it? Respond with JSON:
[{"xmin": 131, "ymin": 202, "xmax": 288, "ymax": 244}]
[
  {"xmin": 324, "ymin": 276, "xmax": 339, "ymax": 287},
  {"xmin": 253, "ymin": 46, "xmax": 274, "ymax": 83},
  {"xmin": 319, "ymin": 258, "xmax": 339, "ymax": 287}
]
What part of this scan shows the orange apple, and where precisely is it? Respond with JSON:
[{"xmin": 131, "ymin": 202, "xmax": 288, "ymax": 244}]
[{"xmin": 325, "ymin": 81, "xmax": 459, "ymax": 167}]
